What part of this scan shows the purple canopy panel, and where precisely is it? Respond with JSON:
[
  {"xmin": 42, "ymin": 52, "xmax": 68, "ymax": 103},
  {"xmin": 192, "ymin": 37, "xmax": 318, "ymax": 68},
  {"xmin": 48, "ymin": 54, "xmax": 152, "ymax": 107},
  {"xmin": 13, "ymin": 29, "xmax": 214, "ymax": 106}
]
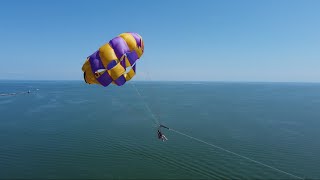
[
  {"xmin": 107, "ymin": 60, "xmax": 117, "ymax": 70},
  {"xmin": 109, "ymin": 37, "xmax": 130, "ymax": 60},
  {"xmin": 88, "ymin": 50, "xmax": 105, "ymax": 73},
  {"xmin": 96, "ymin": 71, "xmax": 113, "ymax": 87},
  {"xmin": 114, "ymin": 75, "xmax": 126, "ymax": 86},
  {"xmin": 127, "ymin": 51, "xmax": 139, "ymax": 66}
]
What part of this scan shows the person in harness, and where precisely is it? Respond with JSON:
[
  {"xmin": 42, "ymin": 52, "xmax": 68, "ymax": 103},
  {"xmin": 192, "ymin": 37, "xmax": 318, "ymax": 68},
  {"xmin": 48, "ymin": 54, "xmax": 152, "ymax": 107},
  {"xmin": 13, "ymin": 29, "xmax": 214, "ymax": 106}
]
[{"xmin": 157, "ymin": 124, "xmax": 169, "ymax": 141}]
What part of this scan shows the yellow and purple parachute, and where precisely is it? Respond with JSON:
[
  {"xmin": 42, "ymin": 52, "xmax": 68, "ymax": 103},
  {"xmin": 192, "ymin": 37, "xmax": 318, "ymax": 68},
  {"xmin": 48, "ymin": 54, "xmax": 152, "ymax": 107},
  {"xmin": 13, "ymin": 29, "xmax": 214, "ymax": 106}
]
[{"xmin": 82, "ymin": 32, "xmax": 144, "ymax": 87}]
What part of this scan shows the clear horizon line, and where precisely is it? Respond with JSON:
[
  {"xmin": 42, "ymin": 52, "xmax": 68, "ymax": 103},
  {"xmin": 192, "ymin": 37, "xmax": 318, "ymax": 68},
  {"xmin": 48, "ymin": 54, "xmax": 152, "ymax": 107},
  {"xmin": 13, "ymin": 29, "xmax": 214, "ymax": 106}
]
[{"xmin": 1, "ymin": 79, "xmax": 320, "ymax": 84}]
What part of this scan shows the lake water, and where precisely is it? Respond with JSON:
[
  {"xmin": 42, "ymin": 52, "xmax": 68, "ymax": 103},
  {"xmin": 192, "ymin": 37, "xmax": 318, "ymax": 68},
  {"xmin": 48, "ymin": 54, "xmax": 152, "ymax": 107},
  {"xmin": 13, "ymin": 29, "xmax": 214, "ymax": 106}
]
[{"xmin": 0, "ymin": 81, "xmax": 319, "ymax": 179}]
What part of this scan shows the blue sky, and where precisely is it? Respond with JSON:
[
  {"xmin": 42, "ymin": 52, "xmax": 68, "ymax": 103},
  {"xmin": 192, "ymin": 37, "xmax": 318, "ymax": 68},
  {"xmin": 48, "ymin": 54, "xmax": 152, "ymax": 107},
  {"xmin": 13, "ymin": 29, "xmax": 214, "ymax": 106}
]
[{"xmin": 0, "ymin": 0, "xmax": 319, "ymax": 82}]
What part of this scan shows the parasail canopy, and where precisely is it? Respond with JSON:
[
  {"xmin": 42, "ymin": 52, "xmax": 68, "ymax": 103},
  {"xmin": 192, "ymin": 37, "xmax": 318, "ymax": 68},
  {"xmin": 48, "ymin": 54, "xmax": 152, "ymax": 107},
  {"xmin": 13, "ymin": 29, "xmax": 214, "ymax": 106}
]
[{"xmin": 82, "ymin": 32, "xmax": 144, "ymax": 87}]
